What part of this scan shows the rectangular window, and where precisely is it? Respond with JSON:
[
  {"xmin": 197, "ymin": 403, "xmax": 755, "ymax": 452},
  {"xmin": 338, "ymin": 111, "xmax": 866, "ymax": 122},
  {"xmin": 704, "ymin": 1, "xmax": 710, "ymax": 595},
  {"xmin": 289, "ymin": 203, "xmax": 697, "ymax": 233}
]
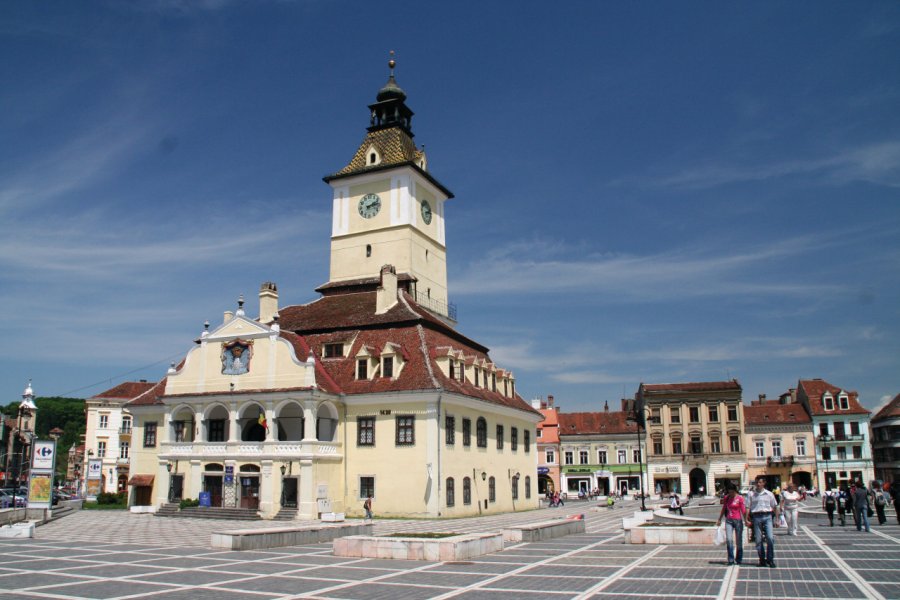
[
  {"xmin": 492, "ymin": 373, "xmax": 497, "ymax": 391},
  {"xmin": 710, "ymin": 438, "xmax": 721, "ymax": 453},
  {"xmin": 524, "ymin": 430, "xmax": 530, "ymax": 452},
  {"xmin": 755, "ymin": 441, "xmax": 765, "ymax": 458},
  {"xmin": 819, "ymin": 423, "xmax": 829, "ymax": 437},
  {"xmin": 143, "ymin": 422, "xmax": 157, "ymax": 448},
  {"xmin": 174, "ymin": 421, "xmax": 187, "ymax": 443},
  {"xmin": 536, "ymin": 428, "xmax": 542, "ymax": 438},
  {"xmin": 396, "ymin": 416, "xmax": 415, "ymax": 445},
  {"xmin": 512, "ymin": 475, "xmax": 518, "ymax": 500},
  {"xmin": 708, "ymin": 406, "xmax": 718, "ymax": 422},
  {"xmin": 839, "ymin": 396, "xmax": 849, "ymax": 410},
  {"xmin": 690, "ymin": 436, "xmax": 702, "ymax": 454},
  {"xmin": 669, "ymin": 406, "xmax": 680, "ymax": 424},
  {"xmin": 564, "ymin": 451, "xmax": 573, "ymax": 465},
  {"xmin": 446, "ymin": 478, "xmax": 455, "ymax": 507},
  {"xmin": 598, "ymin": 450, "xmax": 607, "ymax": 464},
  {"xmin": 323, "ymin": 343, "xmax": 343, "ymax": 358},
  {"xmin": 496, "ymin": 424, "xmax": 504, "ymax": 449},
  {"xmin": 824, "ymin": 395, "xmax": 834, "ymax": 410},
  {"xmin": 99, "ymin": 414, "xmax": 109, "ymax": 429},
  {"xmin": 795, "ymin": 439, "xmax": 806, "ymax": 456},
  {"xmin": 837, "ymin": 446, "xmax": 847, "ymax": 460},
  {"xmin": 772, "ymin": 440, "xmax": 782, "ymax": 458},
  {"xmin": 382, "ymin": 356, "xmax": 393, "ymax": 378},
  {"xmin": 689, "ymin": 406, "xmax": 700, "ymax": 423},
  {"xmin": 209, "ymin": 420, "xmax": 226, "ymax": 442},
  {"xmin": 358, "ymin": 417, "xmax": 375, "ymax": 446},
  {"xmin": 618, "ymin": 449, "xmax": 626, "ymax": 464},
  {"xmin": 511, "ymin": 427, "xmax": 518, "ymax": 451},
  {"xmin": 356, "ymin": 359, "xmax": 368, "ymax": 379},
  {"xmin": 852, "ymin": 446, "xmax": 862, "ymax": 459},
  {"xmin": 834, "ymin": 422, "xmax": 846, "ymax": 440},
  {"xmin": 727, "ymin": 405, "xmax": 739, "ymax": 422},
  {"xmin": 633, "ymin": 448, "xmax": 641, "ymax": 463},
  {"xmin": 729, "ymin": 435, "xmax": 740, "ymax": 453},
  {"xmin": 97, "ymin": 441, "xmax": 106, "ymax": 458},
  {"xmin": 850, "ymin": 421, "xmax": 860, "ymax": 436},
  {"xmin": 822, "ymin": 446, "xmax": 831, "ymax": 461},
  {"xmin": 653, "ymin": 440, "xmax": 663, "ymax": 455},
  {"xmin": 121, "ymin": 418, "xmax": 132, "ymax": 434},
  {"xmin": 445, "ymin": 415, "xmax": 455, "ymax": 445},
  {"xmin": 462, "ymin": 418, "xmax": 471, "ymax": 446},
  {"xmin": 474, "ymin": 369, "xmax": 479, "ymax": 387},
  {"xmin": 650, "ymin": 408, "xmax": 661, "ymax": 424},
  {"xmin": 119, "ymin": 441, "xmax": 129, "ymax": 459},
  {"xmin": 449, "ymin": 360, "xmax": 456, "ymax": 380},
  {"xmin": 546, "ymin": 450, "xmax": 555, "ymax": 464},
  {"xmin": 672, "ymin": 439, "xmax": 682, "ymax": 454},
  {"xmin": 359, "ymin": 476, "xmax": 375, "ymax": 499},
  {"xmin": 579, "ymin": 450, "xmax": 588, "ymax": 464}
]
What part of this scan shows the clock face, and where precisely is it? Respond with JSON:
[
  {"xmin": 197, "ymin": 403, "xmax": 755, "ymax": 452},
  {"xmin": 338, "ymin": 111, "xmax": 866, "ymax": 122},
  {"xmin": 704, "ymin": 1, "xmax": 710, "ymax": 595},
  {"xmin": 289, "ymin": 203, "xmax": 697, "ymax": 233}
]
[
  {"xmin": 358, "ymin": 193, "xmax": 381, "ymax": 219},
  {"xmin": 421, "ymin": 200, "xmax": 432, "ymax": 225}
]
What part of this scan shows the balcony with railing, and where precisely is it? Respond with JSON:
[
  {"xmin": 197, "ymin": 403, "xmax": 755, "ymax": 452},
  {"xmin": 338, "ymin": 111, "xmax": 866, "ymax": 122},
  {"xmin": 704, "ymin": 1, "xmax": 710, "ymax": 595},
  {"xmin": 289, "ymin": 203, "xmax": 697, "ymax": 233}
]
[
  {"xmin": 767, "ymin": 454, "xmax": 794, "ymax": 466},
  {"xmin": 412, "ymin": 290, "xmax": 457, "ymax": 321},
  {"xmin": 161, "ymin": 440, "xmax": 342, "ymax": 459}
]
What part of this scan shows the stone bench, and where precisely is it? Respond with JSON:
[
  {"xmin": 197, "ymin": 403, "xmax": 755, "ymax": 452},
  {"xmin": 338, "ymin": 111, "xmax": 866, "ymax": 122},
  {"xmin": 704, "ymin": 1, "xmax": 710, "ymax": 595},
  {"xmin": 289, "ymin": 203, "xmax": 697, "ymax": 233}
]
[
  {"xmin": 211, "ymin": 522, "xmax": 371, "ymax": 550},
  {"xmin": 333, "ymin": 532, "xmax": 503, "ymax": 561},
  {"xmin": 502, "ymin": 517, "xmax": 586, "ymax": 543}
]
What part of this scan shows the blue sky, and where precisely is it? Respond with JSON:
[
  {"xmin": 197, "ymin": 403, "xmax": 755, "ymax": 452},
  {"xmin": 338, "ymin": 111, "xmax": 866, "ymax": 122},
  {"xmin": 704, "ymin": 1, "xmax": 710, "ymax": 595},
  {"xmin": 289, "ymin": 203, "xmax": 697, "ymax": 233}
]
[{"xmin": 2, "ymin": 1, "xmax": 898, "ymax": 413}]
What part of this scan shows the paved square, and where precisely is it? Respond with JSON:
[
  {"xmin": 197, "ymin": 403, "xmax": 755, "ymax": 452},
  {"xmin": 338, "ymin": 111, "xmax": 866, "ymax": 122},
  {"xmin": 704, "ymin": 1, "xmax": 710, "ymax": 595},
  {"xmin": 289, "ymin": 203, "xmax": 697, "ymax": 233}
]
[{"xmin": 2, "ymin": 499, "xmax": 898, "ymax": 599}]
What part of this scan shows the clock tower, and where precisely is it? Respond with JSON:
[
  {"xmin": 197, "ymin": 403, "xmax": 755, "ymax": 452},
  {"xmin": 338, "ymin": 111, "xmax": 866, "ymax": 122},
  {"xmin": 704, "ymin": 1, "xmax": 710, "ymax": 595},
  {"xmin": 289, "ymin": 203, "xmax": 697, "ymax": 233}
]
[{"xmin": 323, "ymin": 56, "xmax": 454, "ymax": 319}]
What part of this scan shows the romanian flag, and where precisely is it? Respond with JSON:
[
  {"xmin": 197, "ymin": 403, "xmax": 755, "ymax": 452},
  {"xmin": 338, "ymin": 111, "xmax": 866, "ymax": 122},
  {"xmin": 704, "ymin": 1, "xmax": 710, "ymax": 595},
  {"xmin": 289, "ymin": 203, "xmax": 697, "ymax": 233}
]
[{"xmin": 258, "ymin": 413, "xmax": 268, "ymax": 432}]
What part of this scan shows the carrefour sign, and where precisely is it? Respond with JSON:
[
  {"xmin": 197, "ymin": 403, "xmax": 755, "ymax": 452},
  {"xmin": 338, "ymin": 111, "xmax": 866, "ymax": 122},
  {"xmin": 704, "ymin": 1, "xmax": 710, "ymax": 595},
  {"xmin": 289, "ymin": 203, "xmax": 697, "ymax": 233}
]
[{"xmin": 32, "ymin": 441, "xmax": 56, "ymax": 471}]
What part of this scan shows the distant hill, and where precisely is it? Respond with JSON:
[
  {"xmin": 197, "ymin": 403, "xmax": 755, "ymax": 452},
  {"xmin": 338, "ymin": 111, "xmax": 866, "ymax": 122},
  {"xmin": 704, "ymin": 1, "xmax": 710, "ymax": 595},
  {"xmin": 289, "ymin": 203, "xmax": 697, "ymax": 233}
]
[{"xmin": 2, "ymin": 397, "xmax": 86, "ymax": 476}]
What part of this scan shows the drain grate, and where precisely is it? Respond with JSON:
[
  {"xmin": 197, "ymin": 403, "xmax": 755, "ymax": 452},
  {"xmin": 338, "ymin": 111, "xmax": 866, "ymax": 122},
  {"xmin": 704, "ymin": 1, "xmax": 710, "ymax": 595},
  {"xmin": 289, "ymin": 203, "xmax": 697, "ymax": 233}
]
[{"xmin": 443, "ymin": 561, "xmax": 475, "ymax": 565}]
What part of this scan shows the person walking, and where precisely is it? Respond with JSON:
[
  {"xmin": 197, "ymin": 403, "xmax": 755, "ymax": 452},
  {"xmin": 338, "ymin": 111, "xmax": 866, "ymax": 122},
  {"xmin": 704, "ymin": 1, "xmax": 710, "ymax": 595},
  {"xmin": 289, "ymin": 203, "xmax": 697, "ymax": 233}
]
[
  {"xmin": 837, "ymin": 486, "xmax": 850, "ymax": 526},
  {"xmin": 823, "ymin": 489, "xmax": 836, "ymax": 526},
  {"xmin": 872, "ymin": 483, "xmax": 887, "ymax": 525},
  {"xmin": 363, "ymin": 495, "xmax": 374, "ymax": 520},
  {"xmin": 669, "ymin": 492, "xmax": 684, "ymax": 515},
  {"xmin": 747, "ymin": 475, "xmax": 778, "ymax": 568},
  {"xmin": 851, "ymin": 484, "xmax": 870, "ymax": 532},
  {"xmin": 780, "ymin": 482, "xmax": 803, "ymax": 536},
  {"xmin": 716, "ymin": 483, "xmax": 747, "ymax": 565}
]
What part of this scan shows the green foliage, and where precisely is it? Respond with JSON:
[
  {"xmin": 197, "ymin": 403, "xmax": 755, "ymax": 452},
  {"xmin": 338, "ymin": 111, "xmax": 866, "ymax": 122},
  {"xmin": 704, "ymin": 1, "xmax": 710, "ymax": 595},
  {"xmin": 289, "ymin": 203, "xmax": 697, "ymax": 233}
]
[
  {"xmin": 96, "ymin": 491, "xmax": 125, "ymax": 504},
  {"xmin": 179, "ymin": 498, "xmax": 200, "ymax": 509},
  {"xmin": 1, "ymin": 396, "xmax": 86, "ymax": 477}
]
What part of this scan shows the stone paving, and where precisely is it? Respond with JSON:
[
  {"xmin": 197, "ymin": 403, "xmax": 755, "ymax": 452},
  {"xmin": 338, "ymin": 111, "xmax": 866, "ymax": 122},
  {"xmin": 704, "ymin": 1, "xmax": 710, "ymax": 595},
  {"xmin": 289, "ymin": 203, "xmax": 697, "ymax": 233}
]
[{"xmin": 1, "ymin": 500, "xmax": 898, "ymax": 599}]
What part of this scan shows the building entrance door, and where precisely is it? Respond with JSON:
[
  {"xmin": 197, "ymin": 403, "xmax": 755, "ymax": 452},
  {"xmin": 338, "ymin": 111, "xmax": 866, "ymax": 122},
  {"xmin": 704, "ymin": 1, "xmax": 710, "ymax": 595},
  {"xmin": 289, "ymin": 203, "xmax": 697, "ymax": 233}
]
[
  {"xmin": 170, "ymin": 475, "xmax": 184, "ymax": 501},
  {"xmin": 204, "ymin": 475, "xmax": 223, "ymax": 507},
  {"xmin": 281, "ymin": 477, "xmax": 298, "ymax": 508},
  {"xmin": 240, "ymin": 476, "xmax": 260, "ymax": 509}
]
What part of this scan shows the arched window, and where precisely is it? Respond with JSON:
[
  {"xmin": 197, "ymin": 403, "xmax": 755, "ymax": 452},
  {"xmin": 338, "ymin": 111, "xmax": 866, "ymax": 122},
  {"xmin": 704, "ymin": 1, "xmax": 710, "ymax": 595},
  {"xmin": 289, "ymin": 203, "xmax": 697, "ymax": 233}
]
[
  {"xmin": 489, "ymin": 476, "xmax": 496, "ymax": 502},
  {"xmin": 476, "ymin": 417, "xmax": 487, "ymax": 448},
  {"xmin": 446, "ymin": 477, "xmax": 455, "ymax": 507},
  {"xmin": 525, "ymin": 476, "xmax": 531, "ymax": 499},
  {"xmin": 512, "ymin": 475, "xmax": 519, "ymax": 500},
  {"xmin": 463, "ymin": 477, "xmax": 471, "ymax": 505}
]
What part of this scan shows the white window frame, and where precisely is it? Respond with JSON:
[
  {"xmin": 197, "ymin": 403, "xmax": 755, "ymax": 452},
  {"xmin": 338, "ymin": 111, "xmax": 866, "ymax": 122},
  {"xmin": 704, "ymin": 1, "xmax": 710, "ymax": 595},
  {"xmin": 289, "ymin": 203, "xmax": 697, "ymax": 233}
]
[
  {"xmin": 617, "ymin": 449, "xmax": 627, "ymax": 464},
  {"xmin": 99, "ymin": 414, "xmax": 109, "ymax": 429},
  {"xmin": 823, "ymin": 394, "xmax": 834, "ymax": 411},
  {"xmin": 838, "ymin": 394, "xmax": 849, "ymax": 410},
  {"xmin": 771, "ymin": 440, "xmax": 782, "ymax": 458},
  {"xmin": 546, "ymin": 450, "xmax": 555, "ymax": 464},
  {"xmin": 579, "ymin": 450, "xmax": 588, "ymax": 465},
  {"xmin": 755, "ymin": 441, "xmax": 765, "ymax": 458},
  {"xmin": 795, "ymin": 438, "xmax": 806, "ymax": 456},
  {"xmin": 564, "ymin": 451, "xmax": 573, "ymax": 465}
]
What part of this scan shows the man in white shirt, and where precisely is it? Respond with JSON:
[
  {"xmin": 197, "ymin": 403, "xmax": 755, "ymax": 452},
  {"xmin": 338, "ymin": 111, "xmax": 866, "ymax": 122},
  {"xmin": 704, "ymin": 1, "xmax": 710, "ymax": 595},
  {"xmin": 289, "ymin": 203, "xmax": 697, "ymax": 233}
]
[{"xmin": 746, "ymin": 476, "xmax": 779, "ymax": 568}]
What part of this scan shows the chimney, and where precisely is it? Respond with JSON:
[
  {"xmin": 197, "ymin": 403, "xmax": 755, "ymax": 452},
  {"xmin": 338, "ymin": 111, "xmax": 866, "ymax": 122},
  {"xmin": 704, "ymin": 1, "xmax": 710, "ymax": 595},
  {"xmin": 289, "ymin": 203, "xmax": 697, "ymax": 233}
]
[
  {"xmin": 758, "ymin": 394, "xmax": 766, "ymax": 402},
  {"xmin": 531, "ymin": 398, "xmax": 542, "ymax": 410},
  {"xmin": 548, "ymin": 394, "xmax": 554, "ymax": 408},
  {"xmin": 259, "ymin": 282, "xmax": 279, "ymax": 323},
  {"xmin": 376, "ymin": 265, "xmax": 398, "ymax": 314},
  {"xmin": 604, "ymin": 400, "xmax": 609, "ymax": 412},
  {"xmin": 223, "ymin": 310, "xmax": 234, "ymax": 324}
]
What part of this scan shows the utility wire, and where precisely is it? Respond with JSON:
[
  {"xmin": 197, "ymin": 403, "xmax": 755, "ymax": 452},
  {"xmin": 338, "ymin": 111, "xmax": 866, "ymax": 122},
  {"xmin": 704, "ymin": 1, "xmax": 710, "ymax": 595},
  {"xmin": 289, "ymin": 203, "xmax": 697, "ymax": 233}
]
[{"xmin": 50, "ymin": 351, "xmax": 186, "ymax": 398}]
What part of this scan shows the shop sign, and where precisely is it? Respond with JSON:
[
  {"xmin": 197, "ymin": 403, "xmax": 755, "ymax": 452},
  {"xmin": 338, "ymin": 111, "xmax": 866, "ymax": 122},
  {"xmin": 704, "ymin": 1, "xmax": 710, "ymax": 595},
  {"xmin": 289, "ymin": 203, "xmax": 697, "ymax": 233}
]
[
  {"xmin": 537, "ymin": 467, "xmax": 549, "ymax": 475},
  {"xmin": 653, "ymin": 466, "xmax": 680, "ymax": 474},
  {"xmin": 224, "ymin": 465, "xmax": 234, "ymax": 484},
  {"xmin": 87, "ymin": 459, "xmax": 103, "ymax": 480}
]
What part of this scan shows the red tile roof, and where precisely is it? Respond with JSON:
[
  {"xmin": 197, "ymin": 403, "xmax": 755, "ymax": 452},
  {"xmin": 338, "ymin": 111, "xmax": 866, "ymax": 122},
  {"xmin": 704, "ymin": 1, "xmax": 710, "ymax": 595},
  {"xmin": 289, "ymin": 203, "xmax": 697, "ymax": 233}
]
[
  {"xmin": 92, "ymin": 381, "xmax": 156, "ymax": 400},
  {"xmin": 872, "ymin": 393, "xmax": 900, "ymax": 422},
  {"xmin": 743, "ymin": 401, "xmax": 811, "ymax": 426},
  {"xmin": 557, "ymin": 411, "xmax": 637, "ymax": 435},
  {"xmin": 797, "ymin": 379, "xmax": 870, "ymax": 416},
  {"xmin": 125, "ymin": 378, "xmax": 167, "ymax": 407},
  {"xmin": 640, "ymin": 380, "xmax": 742, "ymax": 393}
]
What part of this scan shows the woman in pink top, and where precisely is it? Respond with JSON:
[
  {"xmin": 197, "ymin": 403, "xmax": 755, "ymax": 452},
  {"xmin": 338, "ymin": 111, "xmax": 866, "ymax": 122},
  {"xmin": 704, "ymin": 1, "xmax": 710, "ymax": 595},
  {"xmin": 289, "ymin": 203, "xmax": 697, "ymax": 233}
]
[{"xmin": 716, "ymin": 483, "xmax": 748, "ymax": 565}]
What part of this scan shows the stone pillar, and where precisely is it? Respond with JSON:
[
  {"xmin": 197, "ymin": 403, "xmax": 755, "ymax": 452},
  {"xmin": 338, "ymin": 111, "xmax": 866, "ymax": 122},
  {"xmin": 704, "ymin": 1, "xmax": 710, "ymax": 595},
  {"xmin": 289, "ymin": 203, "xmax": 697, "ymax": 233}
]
[
  {"xmin": 156, "ymin": 460, "xmax": 170, "ymax": 507},
  {"xmin": 229, "ymin": 405, "xmax": 240, "ymax": 442},
  {"xmin": 194, "ymin": 408, "xmax": 203, "ymax": 442},
  {"xmin": 297, "ymin": 458, "xmax": 316, "ymax": 519},
  {"xmin": 189, "ymin": 460, "xmax": 202, "ymax": 500},
  {"xmin": 265, "ymin": 405, "xmax": 276, "ymax": 442},
  {"xmin": 162, "ymin": 408, "xmax": 171, "ymax": 444},
  {"xmin": 224, "ymin": 460, "xmax": 237, "ymax": 508},
  {"xmin": 260, "ymin": 460, "xmax": 274, "ymax": 517},
  {"xmin": 303, "ymin": 401, "xmax": 318, "ymax": 441}
]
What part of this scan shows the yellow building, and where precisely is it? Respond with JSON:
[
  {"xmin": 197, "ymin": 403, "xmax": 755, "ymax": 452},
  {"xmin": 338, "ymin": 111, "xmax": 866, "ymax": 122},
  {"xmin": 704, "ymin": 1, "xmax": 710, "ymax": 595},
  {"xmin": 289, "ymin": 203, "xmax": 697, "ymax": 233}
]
[
  {"xmin": 638, "ymin": 381, "xmax": 746, "ymax": 496},
  {"xmin": 743, "ymin": 392, "xmax": 816, "ymax": 491},
  {"xmin": 124, "ymin": 60, "xmax": 541, "ymax": 520}
]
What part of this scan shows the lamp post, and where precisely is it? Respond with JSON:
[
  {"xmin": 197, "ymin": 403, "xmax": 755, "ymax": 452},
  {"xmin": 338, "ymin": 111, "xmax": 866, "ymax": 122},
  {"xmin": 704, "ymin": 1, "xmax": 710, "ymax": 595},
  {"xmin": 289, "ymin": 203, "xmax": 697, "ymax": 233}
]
[
  {"xmin": 166, "ymin": 461, "xmax": 174, "ymax": 502},
  {"xmin": 627, "ymin": 401, "xmax": 651, "ymax": 512},
  {"xmin": 280, "ymin": 464, "xmax": 287, "ymax": 507},
  {"xmin": 819, "ymin": 435, "xmax": 832, "ymax": 491}
]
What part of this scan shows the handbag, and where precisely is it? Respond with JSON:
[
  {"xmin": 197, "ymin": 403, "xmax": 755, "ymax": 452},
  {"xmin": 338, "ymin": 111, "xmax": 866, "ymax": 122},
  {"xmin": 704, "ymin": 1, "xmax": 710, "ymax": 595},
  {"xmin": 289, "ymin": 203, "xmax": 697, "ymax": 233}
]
[
  {"xmin": 867, "ymin": 505, "xmax": 874, "ymax": 518},
  {"xmin": 778, "ymin": 514, "xmax": 786, "ymax": 527},
  {"xmin": 714, "ymin": 523, "xmax": 726, "ymax": 546}
]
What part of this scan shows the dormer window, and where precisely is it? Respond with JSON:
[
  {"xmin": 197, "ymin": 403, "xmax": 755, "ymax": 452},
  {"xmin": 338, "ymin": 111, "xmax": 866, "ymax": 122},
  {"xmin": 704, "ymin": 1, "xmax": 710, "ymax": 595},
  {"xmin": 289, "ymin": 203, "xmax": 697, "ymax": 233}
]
[
  {"xmin": 823, "ymin": 394, "xmax": 834, "ymax": 411},
  {"xmin": 474, "ymin": 368, "xmax": 479, "ymax": 387},
  {"xmin": 369, "ymin": 153, "xmax": 377, "ymax": 164},
  {"xmin": 383, "ymin": 356, "xmax": 393, "ymax": 378},
  {"xmin": 449, "ymin": 360, "xmax": 456, "ymax": 380},
  {"xmin": 356, "ymin": 359, "xmax": 368, "ymax": 380},
  {"xmin": 365, "ymin": 145, "xmax": 381, "ymax": 166},
  {"xmin": 378, "ymin": 343, "xmax": 405, "ymax": 379},
  {"xmin": 838, "ymin": 394, "xmax": 849, "ymax": 410},
  {"xmin": 323, "ymin": 343, "xmax": 344, "ymax": 358}
]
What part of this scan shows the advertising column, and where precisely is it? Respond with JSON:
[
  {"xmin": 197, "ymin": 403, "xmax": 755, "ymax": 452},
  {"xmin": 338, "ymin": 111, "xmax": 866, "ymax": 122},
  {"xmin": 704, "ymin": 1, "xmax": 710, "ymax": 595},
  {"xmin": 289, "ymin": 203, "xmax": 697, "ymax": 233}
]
[
  {"xmin": 86, "ymin": 458, "xmax": 103, "ymax": 500},
  {"xmin": 28, "ymin": 440, "xmax": 56, "ymax": 509}
]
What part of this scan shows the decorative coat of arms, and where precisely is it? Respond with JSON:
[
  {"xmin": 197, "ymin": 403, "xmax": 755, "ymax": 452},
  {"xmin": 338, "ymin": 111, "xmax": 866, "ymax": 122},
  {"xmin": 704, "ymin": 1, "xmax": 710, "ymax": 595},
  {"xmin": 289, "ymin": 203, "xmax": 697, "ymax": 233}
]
[{"xmin": 222, "ymin": 340, "xmax": 252, "ymax": 375}]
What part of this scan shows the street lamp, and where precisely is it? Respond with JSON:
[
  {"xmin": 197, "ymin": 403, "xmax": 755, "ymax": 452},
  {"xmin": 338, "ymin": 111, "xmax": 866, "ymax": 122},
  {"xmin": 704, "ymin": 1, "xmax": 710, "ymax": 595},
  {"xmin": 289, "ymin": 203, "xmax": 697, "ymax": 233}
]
[
  {"xmin": 627, "ymin": 401, "xmax": 652, "ymax": 512},
  {"xmin": 819, "ymin": 435, "xmax": 832, "ymax": 490}
]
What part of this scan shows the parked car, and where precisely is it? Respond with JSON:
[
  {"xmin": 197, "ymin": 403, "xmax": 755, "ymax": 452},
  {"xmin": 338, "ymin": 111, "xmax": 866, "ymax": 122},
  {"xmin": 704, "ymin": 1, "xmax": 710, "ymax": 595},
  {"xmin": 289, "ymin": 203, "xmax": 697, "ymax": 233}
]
[{"xmin": 0, "ymin": 490, "xmax": 27, "ymax": 508}]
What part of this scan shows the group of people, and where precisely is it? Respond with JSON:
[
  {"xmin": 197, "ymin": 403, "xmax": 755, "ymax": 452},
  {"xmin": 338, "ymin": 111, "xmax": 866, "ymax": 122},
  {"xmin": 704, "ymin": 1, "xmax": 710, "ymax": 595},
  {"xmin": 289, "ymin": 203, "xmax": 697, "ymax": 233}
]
[
  {"xmin": 547, "ymin": 491, "xmax": 565, "ymax": 507},
  {"xmin": 716, "ymin": 476, "xmax": 897, "ymax": 568}
]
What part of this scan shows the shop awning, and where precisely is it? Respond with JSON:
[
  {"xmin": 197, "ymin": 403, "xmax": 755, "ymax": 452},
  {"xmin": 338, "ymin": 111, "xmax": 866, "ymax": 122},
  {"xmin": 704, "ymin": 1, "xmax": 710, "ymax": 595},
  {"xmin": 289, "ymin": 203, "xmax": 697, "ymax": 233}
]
[{"xmin": 128, "ymin": 474, "xmax": 155, "ymax": 486}]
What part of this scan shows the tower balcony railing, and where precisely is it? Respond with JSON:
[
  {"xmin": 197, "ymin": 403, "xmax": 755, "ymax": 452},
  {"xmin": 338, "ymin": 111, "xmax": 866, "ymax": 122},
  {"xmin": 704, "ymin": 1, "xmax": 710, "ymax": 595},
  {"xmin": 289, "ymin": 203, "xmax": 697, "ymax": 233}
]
[{"xmin": 412, "ymin": 290, "xmax": 457, "ymax": 321}]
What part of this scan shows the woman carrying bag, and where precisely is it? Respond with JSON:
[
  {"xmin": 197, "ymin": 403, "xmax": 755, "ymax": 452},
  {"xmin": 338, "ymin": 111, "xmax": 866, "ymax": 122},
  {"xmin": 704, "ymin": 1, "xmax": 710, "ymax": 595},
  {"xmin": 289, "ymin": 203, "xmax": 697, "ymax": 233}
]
[{"xmin": 716, "ymin": 483, "xmax": 748, "ymax": 565}]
